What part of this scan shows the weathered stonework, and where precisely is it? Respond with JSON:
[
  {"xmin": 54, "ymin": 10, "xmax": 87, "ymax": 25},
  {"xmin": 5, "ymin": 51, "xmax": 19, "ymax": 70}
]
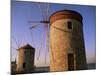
[
  {"xmin": 50, "ymin": 10, "xmax": 87, "ymax": 72},
  {"xmin": 16, "ymin": 44, "xmax": 35, "ymax": 73}
]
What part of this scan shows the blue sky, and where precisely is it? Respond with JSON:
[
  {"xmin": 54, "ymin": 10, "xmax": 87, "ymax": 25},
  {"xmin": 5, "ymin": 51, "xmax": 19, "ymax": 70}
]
[{"xmin": 11, "ymin": 1, "xmax": 96, "ymax": 67}]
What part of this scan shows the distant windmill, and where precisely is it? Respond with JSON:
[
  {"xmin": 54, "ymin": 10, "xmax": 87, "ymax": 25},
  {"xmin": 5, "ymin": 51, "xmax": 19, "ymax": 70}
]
[{"xmin": 28, "ymin": 2, "xmax": 52, "ymax": 64}]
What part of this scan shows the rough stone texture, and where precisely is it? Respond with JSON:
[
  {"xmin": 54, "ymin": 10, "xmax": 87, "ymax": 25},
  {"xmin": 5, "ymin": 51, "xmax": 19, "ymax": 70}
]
[
  {"xmin": 50, "ymin": 17, "xmax": 87, "ymax": 72},
  {"xmin": 16, "ymin": 44, "xmax": 35, "ymax": 72}
]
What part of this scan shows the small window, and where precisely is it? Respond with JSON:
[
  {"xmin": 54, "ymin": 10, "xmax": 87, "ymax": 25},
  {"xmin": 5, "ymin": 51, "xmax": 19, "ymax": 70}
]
[
  {"xmin": 67, "ymin": 21, "xmax": 72, "ymax": 29},
  {"xmin": 23, "ymin": 62, "xmax": 26, "ymax": 68},
  {"xmin": 24, "ymin": 50, "xmax": 26, "ymax": 54}
]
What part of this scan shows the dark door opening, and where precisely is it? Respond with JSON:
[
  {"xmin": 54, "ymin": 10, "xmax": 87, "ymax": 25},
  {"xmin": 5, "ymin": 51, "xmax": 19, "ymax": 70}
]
[
  {"xmin": 68, "ymin": 54, "xmax": 74, "ymax": 70},
  {"xmin": 23, "ymin": 62, "xmax": 26, "ymax": 69}
]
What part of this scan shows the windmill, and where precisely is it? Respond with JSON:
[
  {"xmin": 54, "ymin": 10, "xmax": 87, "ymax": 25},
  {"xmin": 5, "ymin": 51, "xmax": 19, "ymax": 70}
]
[{"xmin": 28, "ymin": 2, "xmax": 52, "ymax": 64}]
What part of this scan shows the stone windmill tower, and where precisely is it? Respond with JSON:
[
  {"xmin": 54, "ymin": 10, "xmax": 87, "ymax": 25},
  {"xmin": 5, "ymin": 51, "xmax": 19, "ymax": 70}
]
[
  {"xmin": 50, "ymin": 10, "xmax": 87, "ymax": 72},
  {"xmin": 16, "ymin": 44, "xmax": 35, "ymax": 73}
]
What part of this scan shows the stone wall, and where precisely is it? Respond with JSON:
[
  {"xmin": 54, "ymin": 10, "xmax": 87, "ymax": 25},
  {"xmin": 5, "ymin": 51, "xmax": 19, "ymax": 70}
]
[{"xmin": 50, "ymin": 18, "xmax": 87, "ymax": 71}]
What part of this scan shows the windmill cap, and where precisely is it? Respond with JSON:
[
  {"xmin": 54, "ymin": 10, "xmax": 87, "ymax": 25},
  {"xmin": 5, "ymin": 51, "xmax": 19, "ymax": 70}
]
[
  {"xmin": 49, "ymin": 9, "xmax": 83, "ymax": 24},
  {"xmin": 18, "ymin": 44, "xmax": 35, "ymax": 49}
]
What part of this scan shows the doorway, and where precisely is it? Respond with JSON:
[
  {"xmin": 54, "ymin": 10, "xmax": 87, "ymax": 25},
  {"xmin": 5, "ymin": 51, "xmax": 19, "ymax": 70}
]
[
  {"xmin": 68, "ymin": 54, "xmax": 74, "ymax": 70},
  {"xmin": 23, "ymin": 62, "xmax": 26, "ymax": 69}
]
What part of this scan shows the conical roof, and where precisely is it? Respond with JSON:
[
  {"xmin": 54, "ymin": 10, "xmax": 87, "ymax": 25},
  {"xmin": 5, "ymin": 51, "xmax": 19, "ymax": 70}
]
[
  {"xmin": 19, "ymin": 44, "xmax": 35, "ymax": 49},
  {"xmin": 49, "ymin": 9, "xmax": 83, "ymax": 24}
]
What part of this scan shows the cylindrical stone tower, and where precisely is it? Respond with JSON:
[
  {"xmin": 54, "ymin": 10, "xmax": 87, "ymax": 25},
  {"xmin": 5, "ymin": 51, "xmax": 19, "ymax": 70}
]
[
  {"xmin": 16, "ymin": 44, "xmax": 35, "ymax": 73},
  {"xmin": 50, "ymin": 10, "xmax": 87, "ymax": 72}
]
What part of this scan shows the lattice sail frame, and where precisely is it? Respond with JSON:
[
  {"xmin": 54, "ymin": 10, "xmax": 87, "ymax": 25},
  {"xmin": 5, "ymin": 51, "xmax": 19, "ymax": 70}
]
[{"xmin": 29, "ymin": 2, "xmax": 51, "ymax": 64}]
